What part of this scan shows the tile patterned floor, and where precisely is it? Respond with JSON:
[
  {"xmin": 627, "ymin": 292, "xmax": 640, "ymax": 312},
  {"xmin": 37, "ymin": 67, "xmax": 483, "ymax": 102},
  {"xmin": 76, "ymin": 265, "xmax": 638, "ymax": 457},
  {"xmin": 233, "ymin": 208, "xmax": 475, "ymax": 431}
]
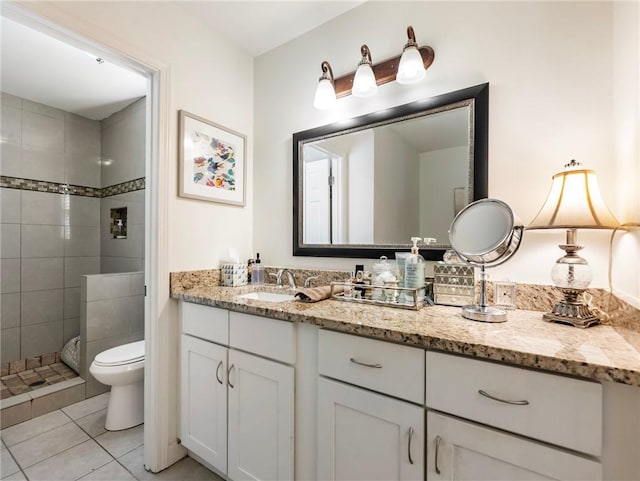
[
  {"xmin": 1, "ymin": 363, "xmax": 79, "ymax": 400},
  {"xmin": 0, "ymin": 393, "xmax": 224, "ymax": 481}
]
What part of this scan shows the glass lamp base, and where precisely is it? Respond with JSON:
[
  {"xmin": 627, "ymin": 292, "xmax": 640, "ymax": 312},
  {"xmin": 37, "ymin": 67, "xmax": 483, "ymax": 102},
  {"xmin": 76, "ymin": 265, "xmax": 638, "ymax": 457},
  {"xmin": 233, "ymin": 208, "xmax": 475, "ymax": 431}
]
[
  {"xmin": 542, "ymin": 296, "xmax": 600, "ymax": 329},
  {"xmin": 462, "ymin": 305, "xmax": 507, "ymax": 323}
]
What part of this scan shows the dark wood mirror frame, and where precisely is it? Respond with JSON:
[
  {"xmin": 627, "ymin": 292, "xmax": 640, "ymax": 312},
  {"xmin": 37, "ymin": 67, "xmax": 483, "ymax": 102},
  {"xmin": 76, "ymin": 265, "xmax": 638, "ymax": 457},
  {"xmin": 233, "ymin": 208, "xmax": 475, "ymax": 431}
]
[{"xmin": 293, "ymin": 82, "xmax": 489, "ymax": 260}]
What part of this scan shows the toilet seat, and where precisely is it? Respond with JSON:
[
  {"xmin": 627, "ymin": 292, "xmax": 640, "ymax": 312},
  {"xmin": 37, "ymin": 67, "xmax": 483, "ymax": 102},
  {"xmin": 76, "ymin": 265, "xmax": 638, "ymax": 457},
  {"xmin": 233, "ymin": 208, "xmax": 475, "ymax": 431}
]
[{"xmin": 93, "ymin": 340, "xmax": 144, "ymax": 367}]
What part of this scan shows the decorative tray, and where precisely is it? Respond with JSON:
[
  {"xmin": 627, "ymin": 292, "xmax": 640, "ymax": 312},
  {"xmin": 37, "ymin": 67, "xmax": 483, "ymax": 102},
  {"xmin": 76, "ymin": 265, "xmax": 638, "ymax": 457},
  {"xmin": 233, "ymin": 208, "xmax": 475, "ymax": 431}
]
[{"xmin": 329, "ymin": 281, "xmax": 428, "ymax": 311}]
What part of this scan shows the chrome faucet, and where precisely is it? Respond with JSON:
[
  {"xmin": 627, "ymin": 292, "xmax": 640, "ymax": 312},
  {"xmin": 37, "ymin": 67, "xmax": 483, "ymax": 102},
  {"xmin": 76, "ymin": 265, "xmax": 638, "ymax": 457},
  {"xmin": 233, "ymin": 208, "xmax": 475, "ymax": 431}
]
[{"xmin": 270, "ymin": 269, "xmax": 297, "ymax": 289}]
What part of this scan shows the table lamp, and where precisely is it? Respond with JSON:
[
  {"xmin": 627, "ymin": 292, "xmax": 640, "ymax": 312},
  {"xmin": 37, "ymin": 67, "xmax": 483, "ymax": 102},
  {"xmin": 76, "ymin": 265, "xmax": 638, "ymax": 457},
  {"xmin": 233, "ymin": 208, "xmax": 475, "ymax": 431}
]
[{"xmin": 528, "ymin": 160, "xmax": 619, "ymax": 328}]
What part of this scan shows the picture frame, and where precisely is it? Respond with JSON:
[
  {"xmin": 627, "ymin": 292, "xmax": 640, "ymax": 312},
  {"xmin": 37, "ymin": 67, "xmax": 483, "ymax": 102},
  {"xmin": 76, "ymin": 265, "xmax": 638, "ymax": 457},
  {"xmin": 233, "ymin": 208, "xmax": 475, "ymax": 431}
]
[{"xmin": 178, "ymin": 110, "xmax": 246, "ymax": 206}]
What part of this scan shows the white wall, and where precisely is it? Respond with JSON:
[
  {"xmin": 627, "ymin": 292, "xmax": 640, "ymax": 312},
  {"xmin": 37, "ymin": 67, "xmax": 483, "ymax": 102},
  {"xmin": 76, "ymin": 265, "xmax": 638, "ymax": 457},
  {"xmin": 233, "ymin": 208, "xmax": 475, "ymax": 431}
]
[
  {"xmin": 254, "ymin": 1, "xmax": 639, "ymax": 305},
  {"xmin": 347, "ymin": 130, "xmax": 374, "ymax": 243},
  {"xmin": 419, "ymin": 146, "xmax": 468, "ymax": 243}
]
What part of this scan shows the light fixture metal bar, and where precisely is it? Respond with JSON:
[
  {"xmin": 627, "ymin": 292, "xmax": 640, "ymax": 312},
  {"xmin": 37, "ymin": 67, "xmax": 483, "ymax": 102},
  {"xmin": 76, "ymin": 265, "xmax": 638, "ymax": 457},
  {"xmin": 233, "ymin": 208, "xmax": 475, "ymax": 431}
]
[{"xmin": 333, "ymin": 46, "xmax": 435, "ymax": 98}]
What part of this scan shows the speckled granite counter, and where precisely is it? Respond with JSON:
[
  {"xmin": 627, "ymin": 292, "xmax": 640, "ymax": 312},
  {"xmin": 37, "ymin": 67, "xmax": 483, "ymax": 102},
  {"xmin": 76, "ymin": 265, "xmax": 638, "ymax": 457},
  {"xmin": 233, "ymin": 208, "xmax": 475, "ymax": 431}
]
[{"xmin": 171, "ymin": 283, "xmax": 640, "ymax": 387}]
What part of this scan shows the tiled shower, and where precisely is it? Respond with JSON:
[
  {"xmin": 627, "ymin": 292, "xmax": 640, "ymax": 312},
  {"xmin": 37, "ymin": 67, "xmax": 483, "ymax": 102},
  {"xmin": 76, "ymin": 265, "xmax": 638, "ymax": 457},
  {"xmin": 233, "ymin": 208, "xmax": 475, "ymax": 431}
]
[{"xmin": 0, "ymin": 92, "xmax": 146, "ymax": 387}]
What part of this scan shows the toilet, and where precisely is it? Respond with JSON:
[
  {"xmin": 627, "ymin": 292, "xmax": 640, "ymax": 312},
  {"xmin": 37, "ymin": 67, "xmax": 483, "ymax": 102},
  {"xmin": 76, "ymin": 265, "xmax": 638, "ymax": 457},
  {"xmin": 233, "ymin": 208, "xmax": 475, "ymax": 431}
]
[{"xmin": 89, "ymin": 340, "xmax": 145, "ymax": 431}]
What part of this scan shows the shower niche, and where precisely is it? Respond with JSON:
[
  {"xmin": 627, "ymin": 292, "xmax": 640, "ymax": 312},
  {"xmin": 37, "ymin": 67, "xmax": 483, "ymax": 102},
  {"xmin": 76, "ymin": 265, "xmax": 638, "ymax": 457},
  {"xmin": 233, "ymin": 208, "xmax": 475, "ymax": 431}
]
[{"xmin": 110, "ymin": 207, "xmax": 128, "ymax": 239}]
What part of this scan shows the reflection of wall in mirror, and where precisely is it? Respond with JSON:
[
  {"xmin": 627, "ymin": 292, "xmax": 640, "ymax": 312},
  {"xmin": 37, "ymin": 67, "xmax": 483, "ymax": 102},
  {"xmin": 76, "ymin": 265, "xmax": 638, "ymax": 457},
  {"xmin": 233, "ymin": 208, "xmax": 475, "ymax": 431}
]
[
  {"xmin": 373, "ymin": 127, "xmax": 420, "ymax": 244},
  {"xmin": 420, "ymin": 146, "xmax": 469, "ymax": 243},
  {"xmin": 347, "ymin": 130, "xmax": 374, "ymax": 244}
]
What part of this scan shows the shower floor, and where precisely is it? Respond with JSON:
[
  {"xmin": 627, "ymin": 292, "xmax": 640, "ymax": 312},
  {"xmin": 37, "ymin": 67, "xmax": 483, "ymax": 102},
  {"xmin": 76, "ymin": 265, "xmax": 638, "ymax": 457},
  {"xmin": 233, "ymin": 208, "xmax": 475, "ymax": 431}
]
[{"xmin": 1, "ymin": 360, "xmax": 79, "ymax": 400}]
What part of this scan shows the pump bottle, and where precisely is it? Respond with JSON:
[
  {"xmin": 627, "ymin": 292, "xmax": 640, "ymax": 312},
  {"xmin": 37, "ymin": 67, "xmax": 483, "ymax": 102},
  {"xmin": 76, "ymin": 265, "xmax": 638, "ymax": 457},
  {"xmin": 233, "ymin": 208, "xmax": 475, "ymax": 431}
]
[
  {"xmin": 404, "ymin": 237, "xmax": 426, "ymax": 299},
  {"xmin": 252, "ymin": 253, "xmax": 264, "ymax": 285}
]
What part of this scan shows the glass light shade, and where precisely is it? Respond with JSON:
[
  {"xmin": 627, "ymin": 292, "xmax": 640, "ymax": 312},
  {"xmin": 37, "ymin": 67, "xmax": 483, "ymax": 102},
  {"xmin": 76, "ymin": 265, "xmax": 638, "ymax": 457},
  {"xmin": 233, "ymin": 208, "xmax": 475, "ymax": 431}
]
[
  {"xmin": 396, "ymin": 46, "xmax": 425, "ymax": 84},
  {"xmin": 313, "ymin": 78, "xmax": 337, "ymax": 110},
  {"xmin": 551, "ymin": 254, "xmax": 593, "ymax": 289},
  {"xmin": 352, "ymin": 63, "xmax": 377, "ymax": 97},
  {"xmin": 529, "ymin": 164, "xmax": 619, "ymax": 229}
]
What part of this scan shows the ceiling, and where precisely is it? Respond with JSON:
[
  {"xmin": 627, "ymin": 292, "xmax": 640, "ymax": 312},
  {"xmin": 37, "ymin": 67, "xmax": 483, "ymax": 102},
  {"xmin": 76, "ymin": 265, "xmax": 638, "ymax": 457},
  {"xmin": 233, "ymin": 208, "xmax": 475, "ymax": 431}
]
[{"xmin": 1, "ymin": 2, "xmax": 363, "ymax": 120}]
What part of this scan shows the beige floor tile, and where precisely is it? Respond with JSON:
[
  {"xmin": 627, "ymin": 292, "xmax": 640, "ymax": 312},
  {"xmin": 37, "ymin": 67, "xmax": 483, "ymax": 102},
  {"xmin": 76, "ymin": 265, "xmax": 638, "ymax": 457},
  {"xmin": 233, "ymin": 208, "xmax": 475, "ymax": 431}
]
[
  {"xmin": 8, "ymin": 421, "xmax": 89, "ymax": 468},
  {"xmin": 2, "ymin": 470, "xmax": 27, "ymax": 480},
  {"xmin": 119, "ymin": 447, "xmax": 223, "ymax": 481},
  {"xmin": 23, "ymin": 439, "xmax": 112, "ymax": 481},
  {"xmin": 1, "ymin": 441, "xmax": 20, "ymax": 478},
  {"xmin": 75, "ymin": 408, "xmax": 107, "ymax": 438},
  {"xmin": 77, "ymin": 460, "xmax": 136, "ymax": 481},
  {"xmin": 1, "ymin": 410, "xmax": 70, "ymax": 447},
  {"xmin": 95, "ymin": 424, "xmax": 143, "ymax": 459},
  {"xmin": 62, "ymin": 392, "xmax": 109, "ymax": 420}
]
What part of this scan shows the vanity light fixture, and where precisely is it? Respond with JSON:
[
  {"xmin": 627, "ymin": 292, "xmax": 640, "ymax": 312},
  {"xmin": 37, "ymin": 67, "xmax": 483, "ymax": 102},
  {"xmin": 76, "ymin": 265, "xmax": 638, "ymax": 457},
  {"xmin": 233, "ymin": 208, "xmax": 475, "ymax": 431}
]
[
  {"xmin": 396, "ymin": 26, "xmax": 426, "ymax": 84},
  {"xmin": 352, "ymin": 44, "xmax": 378, "ymax": 98},
  {"xmin": 528, "ymin": 160, "xmax": 619, "ymax": 328},
  {"xmin": 313, "ymin": 61, "xmax": 337, "ymax": 110},
  {"xmin": 312, "ymin": 26, "xmax": 435, "ymax": 108}
]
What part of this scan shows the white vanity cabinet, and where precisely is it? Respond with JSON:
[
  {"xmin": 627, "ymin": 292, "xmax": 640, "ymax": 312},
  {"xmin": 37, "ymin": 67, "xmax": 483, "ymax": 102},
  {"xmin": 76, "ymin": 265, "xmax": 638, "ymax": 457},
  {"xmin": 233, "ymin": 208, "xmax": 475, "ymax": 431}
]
[
  {"xmin": 317, "ymin": 329, "xmax": 425, "ymax": 481},
  {"xmin": 180, "ymin": 302, "xmax": 295, "ymax": 481},
  {"xmin": 425, "ymin": 351, "xmax": 603, "ymax": 480}
]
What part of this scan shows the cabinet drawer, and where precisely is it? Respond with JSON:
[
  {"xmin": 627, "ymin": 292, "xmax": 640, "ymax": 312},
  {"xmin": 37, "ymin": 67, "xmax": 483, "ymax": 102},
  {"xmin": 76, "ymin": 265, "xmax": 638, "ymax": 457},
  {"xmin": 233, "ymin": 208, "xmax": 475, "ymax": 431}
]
[
  {"xmin": 426, "ymin": 351, "xmax": 603, "ymax": 456},
  {"xmin": 229, "ymin": 312, "xmax": 295, "ymax": 364},
  {"xmin": 181, "ymin": 301, "xmax": 229, "ymax": 345},
  {"xmin": 319, "ymin": 329, "xmax": 425, "ymax": 404}
]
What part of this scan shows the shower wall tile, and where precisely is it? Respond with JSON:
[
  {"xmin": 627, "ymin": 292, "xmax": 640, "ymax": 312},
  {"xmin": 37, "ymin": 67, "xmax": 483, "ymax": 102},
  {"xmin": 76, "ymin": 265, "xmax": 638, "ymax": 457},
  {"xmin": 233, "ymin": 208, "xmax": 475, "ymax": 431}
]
[
  {"xmin": 22, "ymin": 146, "xmax": 65, "ymax": 184},
  {"xmin": 21, "ymin": 191, "xmax": 63, "ymax": 225},
  {"xmin": 1, "ymin": 188, "xmax": 21, "ymax": 224},
  {"xmin": 100, "ymin": 98, "xmax": 146, "ymax": 187},
  {"xmin": 64, "ymin": 317, "xmax": 80, "ymax": 343},
  {"xmin": 1, "ymin": 328, "xmax": 20, "ymax": 363},
  {"xmin": 21, "ymin": 289, "xmax": 63, "ymax": 326},
  {"xmin": 22, "ymin": 99, "xmax": 66, "ymax": 120},
  {"xmin": 1, "ymin": 92, "xmax": 22, "ymax": 108},
  {"xmin": 21, "ymin": 257, "xmax": 63, "ymax": 292},
  {"xmin": 1, "ymin": 224, "xmax": 20, "ymax": 258},
  {"xmin": 129, "ymin": 272, "xmax": 144, "ymax": 295},
  {"xmin": 22, "ymin": 111, "xmax": 65, "ymax": 153},
  {"xmin": 64, "ymin": 226, "xmax": 99, "ymax": 257},
  {"xmin": 85, "ymin": 274, "xmax": 130, "ymax": 302},
  {"xmin": 64, "ymin": 257, "xmax": 100, "ymax": 288},
  {"xmin": 64, "ymin": 288, "xmax": 80, "ymax": 320},
  {"xmin": 1, "ymin": 293, "xmax": 20, "ymax": 329},
  {"xmin": 21, "ymin": 225, "xmax": 64, "ymax": 258},
  {"xmin": 100, "ymin": 257, "xmax": 143, "ymax": 274},
  {"xmin": 1, "ymin": 259, "xmax": 20, "ymax": 294},
  {"xmin": 66, "ymin": 113, "xmax": 101, "ymax": 188},
  {"xmin": 67, "ymin": 196, "xmax": 100, "ymax": 227},
  {"xmin": 85, "ymin": 299, "xmax": 131, "ymax": 341},
  {"xmin": 0, "ymin": 141, "xmax": 22, "ymax": 178},
  {"xmin": 0, "ymin": 105, "xmax": 22, "ymax": 144},
  {"xmin": 21, "ymin": 321, "xmax": 63, "ymax": 363}
]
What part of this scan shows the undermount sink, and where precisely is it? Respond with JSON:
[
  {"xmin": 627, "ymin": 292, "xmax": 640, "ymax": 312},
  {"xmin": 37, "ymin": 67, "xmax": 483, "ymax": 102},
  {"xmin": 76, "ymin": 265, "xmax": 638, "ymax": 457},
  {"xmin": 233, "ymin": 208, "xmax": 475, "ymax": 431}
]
[{"xmin": 237, "ymin": 291, "xmax": 297, "ymax": 303}]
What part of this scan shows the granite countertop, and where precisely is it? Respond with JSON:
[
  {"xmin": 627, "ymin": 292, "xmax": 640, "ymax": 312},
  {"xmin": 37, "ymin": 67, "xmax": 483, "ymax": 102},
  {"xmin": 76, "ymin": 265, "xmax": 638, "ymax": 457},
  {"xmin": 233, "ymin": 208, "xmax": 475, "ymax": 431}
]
[{"xmin": 171, "ymin": 284, "xmax": 640, "ymax": 387}]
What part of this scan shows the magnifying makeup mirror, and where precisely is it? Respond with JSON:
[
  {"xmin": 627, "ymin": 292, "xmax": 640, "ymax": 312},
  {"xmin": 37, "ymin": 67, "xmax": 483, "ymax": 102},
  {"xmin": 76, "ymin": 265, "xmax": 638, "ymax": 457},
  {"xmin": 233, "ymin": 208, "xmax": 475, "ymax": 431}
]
[{"xmin": 449, "ymin": 199, "xmax": 524, "ymax": 322}]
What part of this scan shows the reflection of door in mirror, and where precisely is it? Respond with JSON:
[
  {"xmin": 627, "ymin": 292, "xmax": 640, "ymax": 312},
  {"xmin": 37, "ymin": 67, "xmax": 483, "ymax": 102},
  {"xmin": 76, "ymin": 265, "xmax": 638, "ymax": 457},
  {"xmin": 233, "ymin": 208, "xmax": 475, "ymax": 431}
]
[
  {"xmin": 303, "ymin": 106, "xmax": 470, "ymax": 245},
  {"xmin": 303, "ymin": 145, "xmax": 347, "ymax": 244}
]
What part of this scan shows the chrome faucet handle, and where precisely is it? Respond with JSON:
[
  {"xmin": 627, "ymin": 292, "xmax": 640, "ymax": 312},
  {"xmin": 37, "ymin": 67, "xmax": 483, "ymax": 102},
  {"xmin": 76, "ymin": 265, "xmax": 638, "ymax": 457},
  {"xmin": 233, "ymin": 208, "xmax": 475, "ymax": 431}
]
[
  {"xmin": 304, "ymin": 276, "xmax": 319, "ymax": 288},
  {"xmin": 269, "ymin": 269, "xmax": 284, "ymax": 287}
]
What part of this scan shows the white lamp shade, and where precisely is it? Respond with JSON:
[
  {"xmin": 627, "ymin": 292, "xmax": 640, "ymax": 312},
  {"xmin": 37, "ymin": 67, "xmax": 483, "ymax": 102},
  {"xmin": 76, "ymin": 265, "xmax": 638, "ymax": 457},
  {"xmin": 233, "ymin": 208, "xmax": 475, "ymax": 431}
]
[
  {"xmin": 352, "ymin": 63, "xmax": 377, "ymax": 97},
  {"xmin": 396, "ymin": 46, "xmax": 425, "ymax": 84},
  {"xmin": 528, "ymin": 166, "xmax": 619, "ymax": 229},
  {"xmin": 313, "ymin": 78, "xmax": 337, "ymax": 110}
]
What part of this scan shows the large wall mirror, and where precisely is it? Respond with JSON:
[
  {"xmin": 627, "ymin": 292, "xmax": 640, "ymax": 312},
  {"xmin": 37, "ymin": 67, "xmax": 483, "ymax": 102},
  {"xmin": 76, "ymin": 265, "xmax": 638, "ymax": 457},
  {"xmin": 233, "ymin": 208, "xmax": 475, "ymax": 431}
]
[{"xmin": 293, "ymin": 83, "xmax": 488, "ymax": 260}]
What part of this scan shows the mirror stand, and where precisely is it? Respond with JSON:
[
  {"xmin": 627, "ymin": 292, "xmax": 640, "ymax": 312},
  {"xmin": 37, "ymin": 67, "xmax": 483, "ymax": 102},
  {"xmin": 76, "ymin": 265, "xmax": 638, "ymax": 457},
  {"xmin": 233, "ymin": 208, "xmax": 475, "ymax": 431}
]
[{"xmin": 461, "ymin": 265, "xmax": 507, "ymax": 323}]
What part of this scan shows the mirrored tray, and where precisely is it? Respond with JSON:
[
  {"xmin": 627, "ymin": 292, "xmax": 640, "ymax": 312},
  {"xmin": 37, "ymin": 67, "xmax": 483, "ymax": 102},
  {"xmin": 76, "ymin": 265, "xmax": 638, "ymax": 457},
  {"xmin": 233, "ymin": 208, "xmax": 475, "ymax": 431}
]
[{"xmin": 329, "ymin": 282, "xmax": 430, "ymax": 311}]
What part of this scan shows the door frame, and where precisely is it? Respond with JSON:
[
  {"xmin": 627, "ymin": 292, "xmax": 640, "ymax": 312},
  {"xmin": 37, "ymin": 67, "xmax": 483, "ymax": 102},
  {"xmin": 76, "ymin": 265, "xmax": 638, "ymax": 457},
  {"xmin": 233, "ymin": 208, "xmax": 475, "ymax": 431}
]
[{"xmin": 2, "ymin": 2, "xmax": 177, "ymax": 472}]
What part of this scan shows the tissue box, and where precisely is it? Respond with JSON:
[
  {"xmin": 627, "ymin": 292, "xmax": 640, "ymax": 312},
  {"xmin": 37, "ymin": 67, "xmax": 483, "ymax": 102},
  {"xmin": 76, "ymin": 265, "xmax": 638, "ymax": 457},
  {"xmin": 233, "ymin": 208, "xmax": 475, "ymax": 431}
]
[{"xmin": 220, "ymin": 263, "xmax": 248, "ymax": 287}]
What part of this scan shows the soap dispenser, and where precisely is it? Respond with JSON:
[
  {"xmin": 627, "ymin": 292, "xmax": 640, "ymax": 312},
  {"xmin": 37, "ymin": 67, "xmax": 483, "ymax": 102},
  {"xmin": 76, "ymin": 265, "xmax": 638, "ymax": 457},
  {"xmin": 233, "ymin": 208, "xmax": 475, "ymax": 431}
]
[
  {"xmin": 252, "ymin": 253, "xmax": 264, "ymax": 285},
  {"xmin": 404, "ymin": 237, "xmax": 426, "ymax": 300}
]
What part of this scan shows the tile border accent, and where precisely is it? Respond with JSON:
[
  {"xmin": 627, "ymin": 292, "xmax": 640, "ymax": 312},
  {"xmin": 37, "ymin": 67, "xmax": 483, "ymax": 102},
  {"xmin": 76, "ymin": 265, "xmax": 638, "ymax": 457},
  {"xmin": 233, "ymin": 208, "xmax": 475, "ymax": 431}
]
[{"xmin": 0, "ymin": 176, "xmax": 145, "ymax": 198}]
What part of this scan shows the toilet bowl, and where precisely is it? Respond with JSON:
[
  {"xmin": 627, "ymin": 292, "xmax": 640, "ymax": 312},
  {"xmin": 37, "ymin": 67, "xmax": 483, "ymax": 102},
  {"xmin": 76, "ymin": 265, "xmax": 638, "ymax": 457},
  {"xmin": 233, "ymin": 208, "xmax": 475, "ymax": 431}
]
[{"xmin": 89, "ymin": 340, "xmax": 144, "ymax": 431}]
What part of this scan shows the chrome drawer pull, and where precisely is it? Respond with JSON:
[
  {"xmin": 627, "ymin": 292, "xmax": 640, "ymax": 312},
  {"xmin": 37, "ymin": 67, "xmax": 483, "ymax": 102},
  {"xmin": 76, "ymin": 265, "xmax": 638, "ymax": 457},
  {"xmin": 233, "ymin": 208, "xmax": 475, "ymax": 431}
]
[
  {"xmin": 435, "ymin": 435, "xmax": 441, "ymax": 474},
  {"xmin": 215, "ymin": 361, "xmax": 223, "ymax": 385},
  {"xmin": 349, "ymin": 357, "xmax": 382, "ymax": 369},
  {"xmin": 227, "ymin": 364, "xmax": 235, "ymax": 388},
  {"xmin": 408, "ymin": 427, "xmax": 414, "ymax": 465},
  {"xmin": 479, "ymin": 389, "xmax": 529, "ymax": 405}
]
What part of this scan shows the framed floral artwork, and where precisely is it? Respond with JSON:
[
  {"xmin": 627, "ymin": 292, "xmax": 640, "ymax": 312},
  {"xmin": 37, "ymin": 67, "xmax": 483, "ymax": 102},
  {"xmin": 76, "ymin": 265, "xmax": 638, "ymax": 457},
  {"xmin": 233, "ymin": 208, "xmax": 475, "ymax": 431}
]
[{"xmin": 178, "ymin": 110, "xmax": 246, "ymax": 206}]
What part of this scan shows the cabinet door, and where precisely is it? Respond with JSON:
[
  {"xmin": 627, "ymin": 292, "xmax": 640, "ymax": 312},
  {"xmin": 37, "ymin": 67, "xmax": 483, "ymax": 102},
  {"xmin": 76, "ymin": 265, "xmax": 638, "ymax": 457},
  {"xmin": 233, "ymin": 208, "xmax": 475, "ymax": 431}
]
[
  {"xmin": 227, "ymin": 349, "xmax": 294, "ymax": 481},
  {"xmin": 180, "ymin": 335, "xmax": 228, "ymax": 474},
  {"xmin": 317, "ymin": 377, "xmax": 424, "ymax": 481},
  {"xmin": 427, "ymin": 411, "xmax": 602, "ymax": 481}
]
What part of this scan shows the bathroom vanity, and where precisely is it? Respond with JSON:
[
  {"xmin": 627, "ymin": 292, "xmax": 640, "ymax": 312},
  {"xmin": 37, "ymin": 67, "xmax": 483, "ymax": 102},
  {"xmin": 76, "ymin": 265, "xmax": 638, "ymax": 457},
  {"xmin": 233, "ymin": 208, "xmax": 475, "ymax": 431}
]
[{"xmin": 172, "ymin": 282, "xmax": 640, "ymax": 481}]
